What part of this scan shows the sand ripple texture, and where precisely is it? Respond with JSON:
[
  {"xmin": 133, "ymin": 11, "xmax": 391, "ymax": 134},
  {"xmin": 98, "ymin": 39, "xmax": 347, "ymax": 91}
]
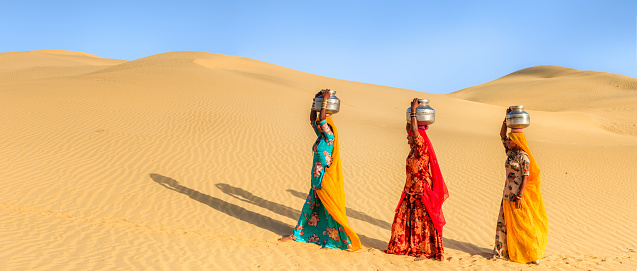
[{"xmin": 0, "ymin": 50, "xmax": 635, "ymax": 270}]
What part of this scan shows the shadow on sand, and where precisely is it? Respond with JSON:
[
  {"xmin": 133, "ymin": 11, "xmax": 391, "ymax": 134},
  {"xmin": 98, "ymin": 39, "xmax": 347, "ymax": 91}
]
[
  {"xmin": 150, "ymin": 174, "xmax": 489, "ymax": 254},
  {"xmin": 150, "ymin": 173, "xmax": 293, "ymax": 236},
  {"xmin": 214, "ymin": 183, "xmax": 387, "ymax": 249}
]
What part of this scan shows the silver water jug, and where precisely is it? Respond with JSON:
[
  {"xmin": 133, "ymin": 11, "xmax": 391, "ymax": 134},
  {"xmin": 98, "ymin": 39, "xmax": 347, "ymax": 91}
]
[
  {"xmin": 506, "ymin": 105, "xmax": 530, "ymax": 128},
  {"xmin": 406, "ymin": 99, "xmax": 435, "ymax": 125},
  {"xmin": 313, "ymin": 89, "xmax": 340, "ymax": 114}
]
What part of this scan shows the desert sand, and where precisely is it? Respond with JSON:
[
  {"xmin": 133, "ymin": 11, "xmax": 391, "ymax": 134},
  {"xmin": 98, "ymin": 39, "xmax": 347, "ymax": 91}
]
[{"xmin": 0, "ymin": 50, "xmax": 635, "ymax": 270}]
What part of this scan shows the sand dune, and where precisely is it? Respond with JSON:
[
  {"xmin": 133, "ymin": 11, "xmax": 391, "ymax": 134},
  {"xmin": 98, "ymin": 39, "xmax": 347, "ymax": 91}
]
[
  {"xmin": 0, "ymin": 50, "xmax": 127, "ymax": 81},
  {"xmin": 0, "ymin": 50, "xmax": 635, "ymax": 270},
  {"xmin": 450, "ymin": 65, "xmax": 637, "ymax": 136}
]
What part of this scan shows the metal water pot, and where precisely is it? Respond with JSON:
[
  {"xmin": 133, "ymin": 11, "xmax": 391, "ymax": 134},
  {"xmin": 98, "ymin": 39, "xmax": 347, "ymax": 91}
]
[
  {"xmin": 313, "ymin": 89, "xmax": 340, "ymax": 114},
  {"xmin": 506, "ymin": 105, "xmax": 530, "ymax": 128},
  {"xmin": 406, "ymin": 99, "xmax": 435, "ymax": 125}
]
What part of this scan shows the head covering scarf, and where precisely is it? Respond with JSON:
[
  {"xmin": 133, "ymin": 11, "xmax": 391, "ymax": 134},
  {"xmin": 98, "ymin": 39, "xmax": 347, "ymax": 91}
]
[
  {"xmin": 314, "ymin": 116, "xmax": 362, "ymax": 251},
  {"xmin": 502, "ymin": 132, "xmax": 549, "ymax": 263},
  {"xmin": 403, "ymin": 125, "xmax": 449, "ymax": 238}
]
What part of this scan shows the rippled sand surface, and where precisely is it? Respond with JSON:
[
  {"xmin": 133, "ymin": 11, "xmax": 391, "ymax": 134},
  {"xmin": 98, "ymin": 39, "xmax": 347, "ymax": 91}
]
[{"xmin": 1, "ymin": 50, "xmax": 635, "ymax": 270}]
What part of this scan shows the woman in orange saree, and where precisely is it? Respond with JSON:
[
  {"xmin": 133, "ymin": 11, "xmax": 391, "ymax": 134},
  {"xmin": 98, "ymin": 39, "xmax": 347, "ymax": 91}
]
[{"xmin": 494, "ymin": 108, "xmax": 548, "ymax": 264}]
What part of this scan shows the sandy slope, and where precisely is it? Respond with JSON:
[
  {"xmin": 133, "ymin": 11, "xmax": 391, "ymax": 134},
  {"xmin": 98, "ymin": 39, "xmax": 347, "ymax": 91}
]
[
  {"xmin": 0, "ymin": 51, "xmax": 635, "ymax": 270},
  {"xmin": 450, "ymin": 65, "xmax": 637, "ymax": 136}
]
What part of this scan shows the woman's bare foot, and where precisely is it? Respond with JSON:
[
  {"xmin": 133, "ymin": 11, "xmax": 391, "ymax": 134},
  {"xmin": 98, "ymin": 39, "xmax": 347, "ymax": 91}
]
[{"xmin": 278, "ymin": 235, "xmax": 294, "ymax": 242}]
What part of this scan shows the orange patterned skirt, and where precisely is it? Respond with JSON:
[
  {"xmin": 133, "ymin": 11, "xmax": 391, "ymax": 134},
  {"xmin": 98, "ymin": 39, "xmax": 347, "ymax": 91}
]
[{"xmin": 384, "ymin": 193, "xmax": 444, "ymax": 260}]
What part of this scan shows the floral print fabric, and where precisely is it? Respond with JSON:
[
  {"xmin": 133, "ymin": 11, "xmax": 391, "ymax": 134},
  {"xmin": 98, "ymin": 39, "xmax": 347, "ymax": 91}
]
[
  {"xmin": 403, "ymin": 134, "xmax": 433, "ymax": 196},
  {"xmin": 310, "ymin": 120, "xmax": 335, "ymax": 190},
  {"xmin": 385, "ymin": 132, "xmax": 444, "ymax": 259},
  {"xmin": 291, "ymin": 190, "xmax": 351, "ymax": 249},
  {"xmin": 291, "ymin": 119, "xmax": 351, "ymax": 250},
  {"xmin": 494, "ymin": 201, "xmax": 509, "ymax": 258},
  {"xmin": 494, "ymin": 136, "xmax": 531, "ymax": 259},
  {"xmin": 501, "ymin": 136, "xmax": 530, "ymax": 201}
]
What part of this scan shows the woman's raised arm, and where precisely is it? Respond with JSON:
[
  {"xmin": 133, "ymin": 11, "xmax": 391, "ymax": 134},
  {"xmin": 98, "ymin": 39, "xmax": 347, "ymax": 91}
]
[
  {"xmin": 500, "ymin": 108, "xmax": 511, "ymax": 139},
  {"xmin": 410, "ymin": 98, "xmax": 420, "ymax": 136}
]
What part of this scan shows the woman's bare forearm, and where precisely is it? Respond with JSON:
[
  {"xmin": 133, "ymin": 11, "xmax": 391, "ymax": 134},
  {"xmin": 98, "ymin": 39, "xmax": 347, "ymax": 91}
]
[
  {"xmin": 319, "ymin": 107, "xmax": 326, "ymax": 122},
  {"xmin": 410, "ymin": 98, "xmax": 420, "ymax": 136},
  {"xmin": 501, "ymin": 108, "xmax": 511, "ymax": 138},
  {"xmin": 410, "ymin": 114, "xmax": 419, "ymax": 136},
  {"xmin": 310, "ymin": 108, "xmax": 317, "ymax": 123},
  {"xmin": 319, "ymin": 90, "xmax": 330, "ymax": 122}
]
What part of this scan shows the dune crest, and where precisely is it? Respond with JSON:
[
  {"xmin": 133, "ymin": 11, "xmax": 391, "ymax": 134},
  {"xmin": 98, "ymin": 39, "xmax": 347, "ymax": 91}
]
[
  {"xmin": 502, "ymin": 65, "xmax": 580, "ymax": 79},
  {"xmin": 0, "ymin": 50, "xmax": 127, "ymax": 80},
  {"xmin": 33, "ymin": 49, "xmax": 102, "ymax": 58}
]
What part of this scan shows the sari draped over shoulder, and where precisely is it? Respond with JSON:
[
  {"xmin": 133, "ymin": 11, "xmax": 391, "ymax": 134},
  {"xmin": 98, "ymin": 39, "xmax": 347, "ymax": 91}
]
[
  {"xmin": 399, "ymin": 126, "xmax": 449, "ymax": 238},
  {"xmin": 385, "ymin": 125, "xmax": 448, "ymax": 259},
  {"xmin": 502, "ymin": 132, "xmax": 549, "ymax": 263},
  {"xmin": 314, "ymin": 117, "xmax": 362, "ymax": 251}
]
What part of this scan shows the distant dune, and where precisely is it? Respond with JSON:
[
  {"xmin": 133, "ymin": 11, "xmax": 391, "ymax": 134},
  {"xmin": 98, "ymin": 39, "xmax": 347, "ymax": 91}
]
[
  {"xmin": 450, "ymin": 65, "xmax": 637, "ymax": 136},
  {"xmin": 0, "ymin": 50, "xmax": 635, "ymax": 270}
]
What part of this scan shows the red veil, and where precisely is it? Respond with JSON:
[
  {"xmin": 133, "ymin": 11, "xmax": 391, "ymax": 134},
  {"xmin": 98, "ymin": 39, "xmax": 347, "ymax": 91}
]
[{"xmin": 397, "ymin": 125, "xmax": 449, "ymax": 238}]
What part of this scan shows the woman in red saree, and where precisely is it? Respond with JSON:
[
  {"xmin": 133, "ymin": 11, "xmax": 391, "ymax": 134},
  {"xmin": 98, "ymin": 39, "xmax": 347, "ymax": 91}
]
[{"xmin": 384, "ymin": 98, "xmax": 449, "ymax": 260}]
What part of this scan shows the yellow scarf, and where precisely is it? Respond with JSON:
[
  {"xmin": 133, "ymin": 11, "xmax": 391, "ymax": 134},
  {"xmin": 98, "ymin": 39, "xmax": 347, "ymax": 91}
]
[
  {"xmin": 315, "ymin": 116, "xmax": 362, "ymax": 251},
  {"xmin": 503, "ymin": 132, "xmax": 549, "ymax": 263}
]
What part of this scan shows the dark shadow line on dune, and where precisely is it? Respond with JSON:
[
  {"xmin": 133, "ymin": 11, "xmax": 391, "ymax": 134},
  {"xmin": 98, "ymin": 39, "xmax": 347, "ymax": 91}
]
[
  {"xmin": 216, "ymin": 183, "xmax": 301, "ymax": 220},
  {"xmin": 150, "ymin": 173, "xmax": 293, "ymax": 236},
  {"xmin": 443, "ymin": 239, "xmax": 492, "ymax": 259},
  {"xmin": 215, "ymin": 183, "xmax": 387, "ymax": 250}
]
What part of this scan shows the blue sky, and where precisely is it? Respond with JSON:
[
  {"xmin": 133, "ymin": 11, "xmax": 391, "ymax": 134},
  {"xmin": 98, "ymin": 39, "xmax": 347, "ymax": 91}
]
[{"xmin": 1, "ymin": 0, "xmax": 635, "ymax": 94}]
